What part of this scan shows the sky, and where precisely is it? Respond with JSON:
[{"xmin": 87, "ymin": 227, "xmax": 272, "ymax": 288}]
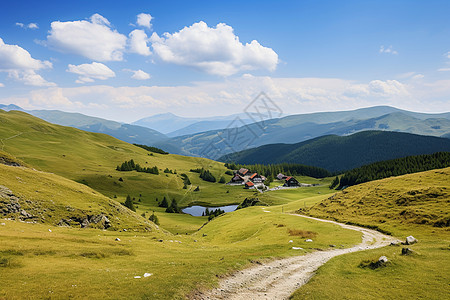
[{"xmin": 0, "ymin": 0, "xmax": 449, "ymax": 122}]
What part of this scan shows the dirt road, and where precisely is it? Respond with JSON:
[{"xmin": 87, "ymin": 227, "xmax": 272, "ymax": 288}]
[{"xmin": 195, "ymin": 214, "xmax": 396, "ymax": 300}]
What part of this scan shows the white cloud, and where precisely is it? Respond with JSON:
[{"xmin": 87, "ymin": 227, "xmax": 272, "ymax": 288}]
[
  {"xmin": 130, "ymin": 69, "xmax": 151, "ymax": 80},
  {"xmin": 379, "ymin": 45, "xmax": 398, "ymax": 55},
  {"xmin": 136, "ymin": 13, "xmax": 153, "ymax": 29},
  {"xmin": 67, "ymin": 62, "xmax": 115, "ymax": 83},
  {"xmin": 47, "ymin": 14, "xmax": 127, "ymax": 61},
  {"xmin": 0, "ymin": 83, "xmax": 4, "ymax": 87},
  {"xmin": 0, "ymin": 37, "xmax": 54, "ymax": 86},
  {"xmin": 16, "ymin": 22, "xmax": 39, "ymax": 29},
  {"xmin": 150, "ymin": 21, "xmax": 279, "ymax": 76},
  {"xmin": 445, "ymin": 52, "xmax": 450, "ymax": 59},
  {"xmin": 128, "ymin": 29, "xmax": 151, "ymax": 56},
  {"xmin": 8, "ymin": 70, "xmax": 56, "ymax": 87},
  {"xmin": 438, "ymin": 68, "xmax": 450, "ymax": 72}
]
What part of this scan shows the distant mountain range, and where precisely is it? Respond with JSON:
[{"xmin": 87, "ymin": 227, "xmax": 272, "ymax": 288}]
[
  {"xmin": 155, "ymin": 106, "xmax": 450, "ymax": 159},
  {"xmin": 219, "ymin": 131, "xmax": 450, "ymax": 172},
  {"xmin": 132, "ymin": 112, "xmax": 253, "ymax": 136},
  {"xmin": 2, "ymin": 104, "xmax": 449, "ymax": 161}
]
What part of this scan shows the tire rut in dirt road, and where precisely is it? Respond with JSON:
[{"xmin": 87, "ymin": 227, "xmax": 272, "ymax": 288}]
[{"xmin": 194, "ymin": 214, "xmax": 397, "ymax": 300}]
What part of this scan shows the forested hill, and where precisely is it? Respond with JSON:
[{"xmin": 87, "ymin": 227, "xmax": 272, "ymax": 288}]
[
  {"xmin": 336, "ymin": 152, "xmax": 450, "ymax": 189},
  {"xmin": 219, "ymin": 131, "xmax": 450, "ymax": 172}
]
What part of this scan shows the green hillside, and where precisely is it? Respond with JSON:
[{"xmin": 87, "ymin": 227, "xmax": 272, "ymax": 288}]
[
  {"xmin": 219, "ymin": 131, "xmax": 450, "ymax": 172},
  {"xmin": 291, "ymin": 168, "xmax": 450, "ymax": 299},
  {"xmin": 0, "ymin": 110, "xmax": 254, "ymax": 233}
]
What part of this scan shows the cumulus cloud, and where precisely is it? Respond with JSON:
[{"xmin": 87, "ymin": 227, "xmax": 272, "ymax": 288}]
[
  {"xmin": 379, "ymin": 45, "xmax": 398, "ymax": 55},
  {"xmin": 128, "ymin": 29, "xmax": 151, "ymax": 56},
  {"xmin": 47, "ymin": 14, "xmax": 127, "ymax": 61},
  {"xmin": 67, "ymin": 62, "xmax": 115, "ymax": 83},
  {"xmin": 130, "ymin": 69, "xmax": 151, "ymax": 80},
  {"xmin": 136, "ymin": 13, "xmax": 153, "ymax": 29},
  {"xmin": 150, "ymin": 21, "xmax": 279, "ymax": 76},
  {"xmin": 0, "ymin": 37, "xmax": 54, "ymax": 86},
  {"xmin": 16, "ymin": 22, "xmax": 39, "ymax": 29},
  {"xmin": 0, "ymin": 83, "xmax": 4, "ymax": 87}
]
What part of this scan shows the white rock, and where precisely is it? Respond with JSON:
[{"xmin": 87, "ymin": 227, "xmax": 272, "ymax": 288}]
[
  {"xmin": 292, "ymin": 247, "xmax": 303, "ymax": 250},
  {"xmin": 0, "ymin": 223, "xmax": 5, "ymax": 226},
  {"xmin": 288, "ymin": 240, "xmax": 293, "ymax": 243},
  {"xmin": 378, "ymin": 256, "xmax": 388, "ymax": 263},
  {"xmin": 115, "ymin": 238, "xmax": 121, "ymax": 241},
  {"xmin": 305, "ymin": 239, "xmax": 313, "ymax": 242},
  {"xmin": 134, "ymin": 276, "xmax": 141, "ymax": 279},
  {"xmin": 406, "ymin": 236, "xmax": 417, "ymax": 245},
  {"xmin": 48, "ymin": 229, "xmax": 52, "ymax": 232},
  {"xmin": 143, "ymin": 273, "xmax": 152, "ymax": 278}
]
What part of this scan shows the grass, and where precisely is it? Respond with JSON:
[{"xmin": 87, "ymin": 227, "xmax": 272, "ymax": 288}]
[
  {"xmin": 291, "ymin": 168, "xmax": 450, "ymax": 299},
  {"xmin": 0, "ymin": 203, "xmax": 361, "ymax": 299}
]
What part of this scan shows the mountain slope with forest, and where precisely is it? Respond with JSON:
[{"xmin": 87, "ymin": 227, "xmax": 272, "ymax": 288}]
[{"xmin": 219, "ymin": 131, "xmax": 450, "ymax": 172}]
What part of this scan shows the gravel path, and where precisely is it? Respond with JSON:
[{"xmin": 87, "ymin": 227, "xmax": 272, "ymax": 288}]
[{"xmin": 195, "ymin": 214, "xmax": 396, "ymax": 300}]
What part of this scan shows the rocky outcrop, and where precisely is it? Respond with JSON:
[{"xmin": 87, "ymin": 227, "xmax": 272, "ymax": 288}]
[{"xmin": 58, "ymin": 214, "xmax": 111, "ymax": 229}]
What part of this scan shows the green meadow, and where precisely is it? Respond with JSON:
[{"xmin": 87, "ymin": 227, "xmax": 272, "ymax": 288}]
[{"xmin": 1, "ymin": 110, "xmax": 449, "ymax": 299}]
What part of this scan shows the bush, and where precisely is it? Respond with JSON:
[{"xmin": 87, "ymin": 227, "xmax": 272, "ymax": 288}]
[
  {"xmin": 159, "ymin": 197, "xmax": 169, "ymax": 208},
  {"xmin": 194, "ymin": 186, "xmax": 200, "ymax": 192},
  {"xmin": 149, "ymin": 212, "xmax": 160, "ymax": 225},
  {"xmin": 123, "ymin": 195, "xmax": 136, "ymax": 212},
  {"xmin": 219, "ymin": 176, "xmax": 226, "ymax": 183}
]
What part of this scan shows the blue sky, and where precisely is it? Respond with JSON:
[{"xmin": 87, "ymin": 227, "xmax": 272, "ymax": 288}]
[{"xmin": 0, "ymin": 0, "xmax": 449, "ymax": 122}]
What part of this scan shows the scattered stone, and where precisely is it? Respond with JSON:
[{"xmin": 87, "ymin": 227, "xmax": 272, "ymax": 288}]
[
  {"xmin": 378, "ymin": 256, "xmax": 388, "ymax": 264},
  {"xmin": 329, "ymin": 244, "xmax": 336, "ymax": 247},
  {"xmin": 194, "ymin": 240, "xmax": 198, "ymax": 242},
  {"xmin": 401, "ymin": 248, "xmax": 414, "ymax": 255},
  {"xmin": 202, "ymin": 233, "xmax": 207, "ymax": 237},
  {"xmin": 115, "ymin": 238, "xmax": 121, "ymax": 241},
  {"xmin": 390, "ymin": 241, "xmax": 400, "ymax": 246},
  {"xmin": 289, "ymin": 240, "xmax": 293, "ymax": 243},
  {"xmin": 405, "ymin": 236, "xmax": 418, "ymax": 245},
  {"xmin": 143, "ymin": 273, "xmax": 152, "ymax": 278},
  {"xmin": 48, "ymin": 229, "xmax": 52, "ymax": 232},
  {"xmin": 305, "ymin": 239, "xmax": 313, "ymax": 242},
  {"xmin": 292, "ymin": 247, "xmax": 303, "ymax": 250},
  {"xmin": 0, "ymin": 223, "xmax": 5, "ymax": 226},
  {"xmin": 123, "ymin": 229, "xmax": 127, "ymax": 232},
  {"xmin": 80, "ymin": 218, "xmax": 89, "ymax": 228},
  {"xmin": 158, "ymin": 239, "xmax": 163, "ymax": 242},
  {"xmin": 134, "ymin": 276, "xmax": 141, "ymax": 279}
]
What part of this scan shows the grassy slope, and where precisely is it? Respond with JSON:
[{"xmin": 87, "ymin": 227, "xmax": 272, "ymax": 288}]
[
  {"xmin": 0, "ymin": 201, "xmax": 361, "ymax": 299},
  {"xmin": 0, "ymin": 110, "xmax": 250, "ymax": 233},
  {"xmin": 0, "ymin": 163, "xmax": 155, "ymax": 231},
  {"xmin": 291, "ymin": 168, "xmax": 450, "ymax": 299}
]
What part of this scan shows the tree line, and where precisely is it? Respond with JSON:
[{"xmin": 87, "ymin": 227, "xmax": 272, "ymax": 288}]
[
  {"xmin": 224, "ymin": 162, "xmax": 331, "ymax": 178},
  {"xmin": 133, "ymin": 144, "xmax": 168, "ymax": 154},
  {"xmin": 116, "ymin": 159, "xmax": 159, "ymax": 174},
  {"xmin": 336, "ymin": 152, "xmax": 450, "ymax": 189},
  {"xmin": 190, "ymin": 168, "xmax": 217, "ymax": 182}
]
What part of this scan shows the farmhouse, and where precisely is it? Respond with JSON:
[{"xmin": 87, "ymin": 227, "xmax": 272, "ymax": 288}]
[
  {"xmin": 244, "ymin": 181, "xmax": 255, "ymax": 189},
  {"xmin": 284, "ymin": 176, "xmax": 300, "ymax": 187},
  {"xmin": 249, "ymin": 173, "xmax": 263, "ymax": 183},
  {"xmin": 230, "ymin": 174, "xmax": 245, "ymax": 184},
  {"xmin": 238, "ymin": 168, "xmax": 249, "ymax": 176}
]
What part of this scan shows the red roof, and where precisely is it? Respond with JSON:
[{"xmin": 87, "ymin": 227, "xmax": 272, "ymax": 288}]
[
  {"xmin": 250, "ymin": 173, "xmax": 257, "ymax": 179},
  {"xmin": 245, "ymin": 182, "xmax": 254, "ymax": 187},
  {"xmin": 286, "ymin": 176, "xmax": 292, "ymax": 181}
]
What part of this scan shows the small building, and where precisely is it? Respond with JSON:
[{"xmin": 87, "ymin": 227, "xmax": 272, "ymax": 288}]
[
  {"xmin": 238, "ymin": 168, "xmax": 249, "ymax": 176},
  {"xmin": 229, "ymin": 174, "xmax": 245, "ymax": 184},
  {"xmin": 249, "ymin": 173, "xmax": 263, "ymax": 183},
  {"xmin": 277, "ymin": 173, "xmax": 287, "ymax": 180},
  {"xmin": 244, "ymin": 181, "xmax": 255, "ymax": 189},
  {"xmin": 284, "ymin": 176, "xmax": 300, "ymax": 187}
]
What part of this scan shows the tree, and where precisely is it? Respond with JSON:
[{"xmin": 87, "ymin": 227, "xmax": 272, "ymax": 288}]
[
  {"xmin": 219, "ymin": 176, "xmax": 226, "ymax": 183},
  {"xmin": 194, "ymin": 186, "xmax": 200, "ymax": 192},
  {"xmin": 148, "ymin": 212, "xmax": 160, "ymax": 225},
  {"xmin": 329, "ymin": 176, "xmax": 340, "ymax": 189},
  {"xmin": 124, "ymin": 195, "xmax": 136, "ymax": 212},
  {"xmin": 165, "ymin": 199, "xmax": 180, "ymax": 213},
  {"xmin": 159, "ymin": 196, "xmax": 169, "ymax": 208}
]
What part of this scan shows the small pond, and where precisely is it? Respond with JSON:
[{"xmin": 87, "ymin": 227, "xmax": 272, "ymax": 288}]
[{"xmin": 181, "ymin": 204, "xmax": 238, "ymax": 217}]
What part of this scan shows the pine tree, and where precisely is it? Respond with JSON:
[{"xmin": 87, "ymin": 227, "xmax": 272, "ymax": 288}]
[
  {"xmin": 219, "ymin": 176, "xmax": 226, "ymax": 183},
  {"xmin": 159, "ymin": 197, "xmax": 169, "ymax": 208},
  {"xmin": 149, "ymin": 212, "xmax": 160, "ymax": 225},
  {"xmin": 124, "ymin": 195, "xmax": 136, "ymax": 212}
]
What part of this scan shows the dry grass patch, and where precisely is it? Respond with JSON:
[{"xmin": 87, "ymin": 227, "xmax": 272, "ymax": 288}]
[{"xmin": 287, "ymin": 228, "xmax": 317, "ymax": 238}]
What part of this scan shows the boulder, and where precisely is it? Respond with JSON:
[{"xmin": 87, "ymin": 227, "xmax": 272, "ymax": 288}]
[
  {"xmin": 115, "ymin": 238, "xmax": 121, "ymax": 241},
  {"xmin": 378, "ymin": 256, "xmax": 388, "ymax": 264},
  {"xmin": 401, "ymin": 248, "xmax": 414, "ymax": 255},
  {"xmin": 305, "ymin": 239, "xmax": 313, "ymax": 242},
  {"xmin": 406, "ymin": 236, "xmax": 418, "ymax": 245}
]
